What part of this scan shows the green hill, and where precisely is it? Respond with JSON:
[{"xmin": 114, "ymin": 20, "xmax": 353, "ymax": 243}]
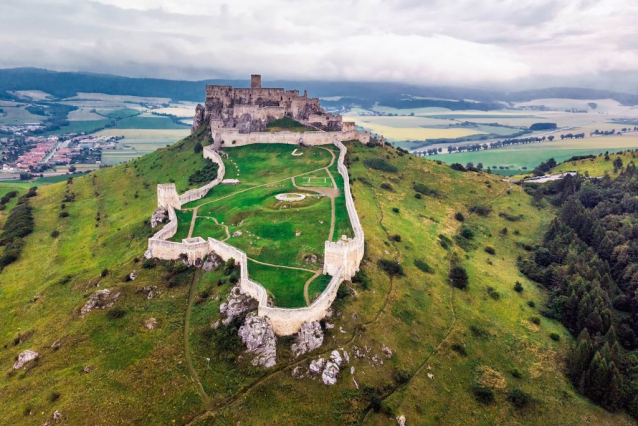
[{"xmin": 0, "ymin": 129, "xmax": 632, "ymax": 425}]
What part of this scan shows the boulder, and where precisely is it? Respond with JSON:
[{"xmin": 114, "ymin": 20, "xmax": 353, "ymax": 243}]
[
  {"xmin": 309, "ymin": 357, "xmax": 325, "ymax": 374},
  {"xmin": 238, "ymin": 314, "xmax": 277, "ymax": 368},
  {"xmin": 81, "ymin": 289, "xmax": 120, "ymax": 315},
  {"xmin": 150, "ymin": 207, "xmax": 168, "ymax": 228},
  {"xmin": 396, "ymin": 415, "xmax": 406, "ymax": 426},
  {"xmin": 202, "ymin": 253, "xmax": 223, "ymax": 272},
  {"xmin": 220, "ymin": 286, "xmax": 257, "ymax": 325},
  {"xmin": 322, "ymin": 350, "xmax": 342, "ymax": 385},
  {"xmin": 382, "ymin": 344, "xmax": 393, "ymax": 359},
  {"xmin": 291, "ymin": 321, "xmax": 323, "ymax": 357},
  {"xmin": 144, "ymin": 318, "xmax": 157, "ymax": 330},
  {"xmin": 13, "ymin": 350, "xmax": 38, "ymax": 369}
]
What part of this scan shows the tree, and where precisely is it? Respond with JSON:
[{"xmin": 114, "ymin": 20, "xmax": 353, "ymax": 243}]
[
  {"xmin": 477, "ymin": 162, "xmax": 484, "ymax": 170},
  {"xmin": 466, "ymin": 162, "xmax": 474, "ymax": 169},
  {"xmin": 613, "ymin": 157, "xmax": 623, "ymax": 170},
  {"xmin": 450, "ymin": 266, "xmax": 468, "ymax": 289},
  {"xmin": 68, "ymin": 165, "xmax": 77, "ymax": 173}
]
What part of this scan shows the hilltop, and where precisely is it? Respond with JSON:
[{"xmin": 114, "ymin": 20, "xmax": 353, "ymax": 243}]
[{"xmin": 0, "ymin": 129, "xmax": 633, "ymax": 425}]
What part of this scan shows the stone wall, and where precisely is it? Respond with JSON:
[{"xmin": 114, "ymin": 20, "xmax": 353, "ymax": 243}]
[
  {"xmin": 214, "ymin": 128, "xmax": 370, "ymax": 148},
  {"xmin": 146, "ymin": 132, "xmax": 365, "ymax": 335}
]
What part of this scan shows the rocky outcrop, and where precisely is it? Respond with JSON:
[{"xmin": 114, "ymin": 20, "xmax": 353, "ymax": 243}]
[
  {"xmin": 220, "ymin": 286, "xmax": 257, "ymax": 325},
  {"xmin": 322, "ymin": 350, "xmax": 343, "ymax": 385},
  {"xmin": 191, "ymin": 104, "xmax": 205, "ymax": 134},
  {"xmin": 13, "ymin": 350, "xmax": 39, "ymax": 369},
  {"xmin": 144, "ymin": 318, "xmax": 157, "ymax": 330},
  {"xmin": 202, "ymin": 253, "xmax": 223, "ymax": 271},
  {"xmin": 291, "ymin": 321, "xmax": 323, "ymax": 357},
  {"xmin": 150, "ymin": 208, "xmax": 168, "ymax": 228},
  {"xmin": 238, "ymin": 314, "xmax": 276, "ymax": 368},
  {"xmin": 309, "ymin": 357, "xmax": 325, "ymax": 374},
  {"xmin": 81, "ymin": 289, "xmax": 120, "ymax": 315}
]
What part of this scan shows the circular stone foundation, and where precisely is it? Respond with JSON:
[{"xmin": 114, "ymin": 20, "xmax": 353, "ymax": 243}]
[{"xmin": 275, "ymin": 193, "xmax": 306, "ymax": 202}]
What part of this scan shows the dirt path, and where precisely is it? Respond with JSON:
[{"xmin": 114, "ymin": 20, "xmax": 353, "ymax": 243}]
[
  {"xmin": 187, "ymin": 206, "xmax": 199, "ymax": 239},
  {"xmin": 303, "ymin": 269, "xmax": 323, "ymax": 306},
  {"xmin": 184, "ymin": 269, "xmax": 212, "ymax": 409}
]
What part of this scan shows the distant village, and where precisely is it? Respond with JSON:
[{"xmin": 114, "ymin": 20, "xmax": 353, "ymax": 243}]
[{"xmin": 0, "ymin": 133, "xmax": 122, "ymax": 177}]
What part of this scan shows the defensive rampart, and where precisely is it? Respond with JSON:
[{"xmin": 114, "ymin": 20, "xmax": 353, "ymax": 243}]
[
  {"xmin": 214, "ymin": 128, "xmax": 370, "ymax": 147},
  {"xmin": 146, "ymin": 134, "xmax": 365, "ymax": 335}
]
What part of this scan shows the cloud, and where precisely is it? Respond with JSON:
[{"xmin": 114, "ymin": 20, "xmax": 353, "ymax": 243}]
[{"xmin": 0, "ymin": 0, "xmax": 637, "ymax": 90}]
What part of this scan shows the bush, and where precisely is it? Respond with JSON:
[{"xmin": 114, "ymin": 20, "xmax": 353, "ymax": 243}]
[
  {"xmin": 487, "ymin": 286, "xmax": 500, "ymax": 300},
  {"xmin": 380, "ymin": 183, "xmax": 393, "ymax": 191},
  {"xmin": 364, "ymin": 158, "xmax": 398, "ymax": 173},
  {"xmin": 514, "ymin": 281, "xmax": 524, "ymax": 293},
  {"xmin": 193, "ymin": 141, "xmax": 203, "ymax": 153},
  {"xmin": 50, "ymin": 230, "xmax": 60, "ymax": 238},
  {"xmin": 511, "ymin": 368, "xmax": 522, "ymax": 378},
  {"xmin": 59, "ymin": 211, "xmax": 69, "ymax": 218},
  {"xmin": 527, "ymin": 300, "xmax": 536, "ymax": 308},
  {"xmin": 352, "ymin": 269, "xmax": 371, "ymax": 290},
  {"xmin": 414, "ymin": 193, "xmax": 422, "ymax": 199},
  {"xmin": 378, "ymin": 259, "xmax": 404, "ymax": 276},
  {"xmin": 100, "ymin": 268, "xmax": 109, "ymax": 277},
  {"xmin": 106, "ymin": 308, "xmax": 126, "ymax": 319},
  {"xmin": 470, "ymin": 325, "xmax": 489, "ymax": 338},
  {"xmin": 507, "ymin": 389, "xmax": 532, "ymax": 408},
  {"xmin": 451, "ymin": 343, "xmax": 467, "ymax": 356},
  {"xmin": 470, "ymin": 205, "xmax": 492, "ymax": 216},
  {"xmin": 472, "ymin": 385, "xmax": 494, "ymax": 404},
  {"xmin": 389, "ymin": 234, "xmax": 401, "ymax": 242},
  {"xmin": 188, "ymin": 162, "xmax": 219, "ymax": 186},
  {"xmin": 460, "ymin": 226, "xmax": 474, "ymax": 239},
  {"xmin": 454, "ymin": 212, "xmax": 465, "ymax": 222},
  {"xmin": 394, "ymin": 368, "xmax": 410, "ymax": 384},
  {"xmin": 484, "ymin": 246, "xmax": 495, "ymax": 255},
  {"xmin": 450, "ymin": 266, "xmax": 468, "ymax": 289},
  {"xmin": 142, "ymin": 259, "xmax": 156, "ymax": 269},
  {"xmin": 392, "ymin": 207, "xmax": 400, "ymax": 214},
  {"xmin": 530, "ymin": 316, "xmax": 541, "ymax": 325},
  {"xmin": 413, "ymin": 183, "xmax": 439, "ymax": 197},
  {"xmin": 414, "ymin": 259, "xmax": 433, "ymax": 273},
  {"xmin": 451, "ymin": 163, "xmax": 467, "ymax": 172},
  {"xmin": 549, "ymin": 332, "xmax": 560, "ymax": 341}
]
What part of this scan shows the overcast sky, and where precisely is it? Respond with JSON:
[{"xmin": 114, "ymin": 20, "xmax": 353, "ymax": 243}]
[{"xmin": 2, "ymin": 0, "xmax": 638, "ymax": 91}]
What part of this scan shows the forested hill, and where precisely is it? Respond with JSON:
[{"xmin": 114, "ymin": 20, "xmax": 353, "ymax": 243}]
[
  {"xmin": 2, "ymin": 68, "xmax": 638, "ymax": 107},
  {"xmin": 519, "ymin": 166, "xmax": 638, "ymax": 415}
]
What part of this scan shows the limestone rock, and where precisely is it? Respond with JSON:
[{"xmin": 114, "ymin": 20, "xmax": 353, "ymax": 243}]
[
  {"xmin": 304, "ymin": 254, "xmax": 318, "ymax": 264},
  {"xmin": 150, "ymin": 207, "xmax": 168, "ymax": 228},
  {"xmin": 13, "ymin": 350, "xmax": 38, "ymax": 369},
  {"xmin": 53, "ymin": 411, "xmax": 62, "ymax": 423},
  {"xmin": 83, "ymin": 365, "xmax": 92, "ymax": 374},
  {"xmin": 322, "ymin": 350, "xmax": 342, "ymax": 385},
  {"xmin": 220, "ymin": 286, "xmax": 257, "ymax": 325},
  {"xmin": 342, "ymin": 350, "xmax": 350, "ymax": 364},
  {"xmin": 238, "ymin": 314, "xmax": 277, "ymax": 368},
  {"xmin": 309, "ymin": 357, "xmax": 325, "ymax": 374},
  {"xmin": 202, "ymin": 253, "xmax": 222, "ymax": 272},
  {"xmin": 232, "ymin": 231, "xmax": 243, "ymax": 238},
  {"xmin": 191, "ymin": 104, "xmax": 205, "ymax": 134},
  {"xmin": 81, "ymin": 289, "xmax": 120, "ymax": 315},
  {"xmin": 144, "ymin": 318, "xmax": 157, "ymax": 330},
  {"xmin": 291, "ymin": 366, "xmax": 305, "ymax": 379},
  {"xmin": 291, "ymin": 321, "xmax": 323, "ymax": 357},
  {"xmin": 382, "ymin": 344, "xmax": 393, "ymax": 359},
  {"xmin": 51, "ymin": 340, "xmax": 62, "ymax": 350},
  {"xmin": 396, "ymin": 415, "xmax": 406, "ymax": 426},
  {"xmin": 371, "ymin": 354, "xmax": 384, "ymax": 366}
]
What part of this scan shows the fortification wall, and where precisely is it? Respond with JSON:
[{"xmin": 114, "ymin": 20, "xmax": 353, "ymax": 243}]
[
  {"xmin": 215, "ymin": 129, "xmax": 369, "ymax": 147},
  {"xmin": 146, "ymin": 129, "xmax": 364, "ymax": 335}
]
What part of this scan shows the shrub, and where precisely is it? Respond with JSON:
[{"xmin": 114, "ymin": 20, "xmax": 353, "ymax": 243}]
[
  {"xmin": 414, "ymin": 259, "xmax": 433, "ymax": 273},
  {"xmin": 484, "ymin": 246, "xmax": 495, "ymax": 255},
  {"xmin": 487, "ymin": 287, "xmax": 500, "ymax": 300},
  {"xmin": 439, "ymin": 234, "xmax": 452, "ymax": 250},
  {"xmin": 100, "ymin": 268, "xmax": 109, "ymax": 277},
  {"xmin": 352, "ymin": 269, "xmax": 370, "ymax": 290},
  {"xmin": 511, "ymin": 368, "xmax": 522, "ymax": 378},
  {"xmin": 451, "ymin": 163, "xmax": 466, "ymax": 172},
  {"xmin": 378, "ymin": 259, "xmax": 404, "ymax": 276},
  {"xmin": 454, "ymin": 212, "xmax": 465, "ymax": 222},
  {"xmin": 507, "ymin": 389, "xmax": 531, "ymax": 408},
  {"xmin": 392, "ymin": 207, "xmax": 400, "ymax": 213},
  {"xmin": 500, "ymin": 227, "xmax": 508, "ymax": 235},
  {"xmin": 530, "ymin": 316, "xmax": 541, "ymax": 325},
  {"xmin": 470, "ymin": 324, "xmax": 489, "ymax": 338},
  {"xmin": 527, "ymin": 300, "xmax": 536, "ymax": 308},
  {"xmin": 451, "ymin": 343, "xmax": 467, "ymax": 356},
  {"xmin": 472, "ymin": 385, "xmax": 494, "ymax": 404},
  {"xmin": 513, "ymin": 281, "xmax": 524, "ymax": 293},
  {"xmin": 106, "ymin": 308, "xmax": 126, "ymax": 319},
  {"xmin": 460, "ymin": 226, "xmax": 474, "ymax": 239},
  {"xmin": 49, "ymin": 391, "xmax": 61, "ymax": 402},
  {"xmin": 450, "ymin": 266, "xmax": 468, "ymax": 289},
  {"xmin": 188, "ymin": 162, "xmax": 220, "ymax": 186},
  {"xmin": 394, "ymin": 368, "xmax": 411, "ymax": 384},
  {"xmin": 499, "ymin": 212, "xmax": 523, "ymax": 222},
  {"xmin": 142, "ymin": 259, "xmax": 156, "ymax": 269},
  {"xmin": 549, "ymin": 332, "xmax": 560, "ymax": 341},
  {"xmin": 389, "ymin": 234, "xmax": 401, "ymax": 242},
  {"xmin": 414, "ymin": 193, "xmax": 422, "ymax": 199},
  {"xmin": 50, "ymin": 230, "xmax": 60, "ymax": 238},
  {"xmin": 380, "ymin": 183, "xmax": 393, "ymax": 191},
  {"xmin": 59, "ymin": 211, "xmax": 69, "ymax": 218},
  {"xmin": 413, "ymin": 183, "xmax": 439, "ymax": 197},
  {"xmin": 470, "ymin": 205, "xmax": 492, "ymax": 216},
  {"xmin": 193, "ymin": 141, "xmax": 203, "ymax": 153},
  {"xmin": 364, "ymin": 158, "xmax": 398, "ymax": 173}
]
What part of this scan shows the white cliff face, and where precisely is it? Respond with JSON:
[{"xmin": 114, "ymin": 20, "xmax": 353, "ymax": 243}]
[
  {"xmin": 13, "ymin": 350, "xmax": 39, "ymax": 369},
  {"xmin": 291, "ymin": 321, "xmax": 324, "ymax": 357},
  {"xmin": 238, "ymin": 314, "xmax": 277, "ymax": 368}
]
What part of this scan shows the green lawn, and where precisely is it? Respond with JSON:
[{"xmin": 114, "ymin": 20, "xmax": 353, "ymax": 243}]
[{"xmin": 247, "ymin": 260, "xmax": 316, "ymax": 308}]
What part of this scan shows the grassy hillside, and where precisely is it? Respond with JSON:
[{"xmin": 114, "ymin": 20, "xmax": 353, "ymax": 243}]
[
  {"xmin": 552, "ymin": 149, "xmax": 638, "ymax": 177},
  {"xmin": 0, "ymin": 131, "xmax": 633, "ymax": 424}
]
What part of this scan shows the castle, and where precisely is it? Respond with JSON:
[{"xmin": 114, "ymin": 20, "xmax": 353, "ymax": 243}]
[
  {"xmin": 191, "ymin": 74, "xmax": 369, "ymax": 146},
  {"xmin": 147, "ymin": 76, "xmax": 367, "ymax": 336}
]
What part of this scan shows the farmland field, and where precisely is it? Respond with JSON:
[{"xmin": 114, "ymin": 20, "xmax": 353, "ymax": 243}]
[
  {"xmin": 430, "ymin": 135, "xmax": 638, "ymax": 173},
  {"xmin": 96, "ymin": 129, "xmax": 191, "ymax": 165}
]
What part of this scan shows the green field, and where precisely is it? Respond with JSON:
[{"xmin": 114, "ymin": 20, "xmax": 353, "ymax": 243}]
[
  {"xmin": 431, "ymin": 136, "xmax": 638, "ymax": 173},
  {"xmin": 247, "ymin": 261, "xmax": 317, "ymax": 308},
  {"xmin": 115, "ymin": 116, "xmax": 190, "ymax": 130},
  {"xmin": 44, "ymin": 119, "xmax": 111, "ymax": 135},
  {"xmin": 0, "ymin": 128, "xmax": 633, "ymax": 425},
  {"xmin": 295, "ymin": 170, "xmax": 334, "ymax": 188}
]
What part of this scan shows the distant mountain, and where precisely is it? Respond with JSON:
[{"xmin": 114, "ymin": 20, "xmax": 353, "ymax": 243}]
[{"xmin": 1, "ymin": 67, "xmax": 638, "ymax": 107}]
